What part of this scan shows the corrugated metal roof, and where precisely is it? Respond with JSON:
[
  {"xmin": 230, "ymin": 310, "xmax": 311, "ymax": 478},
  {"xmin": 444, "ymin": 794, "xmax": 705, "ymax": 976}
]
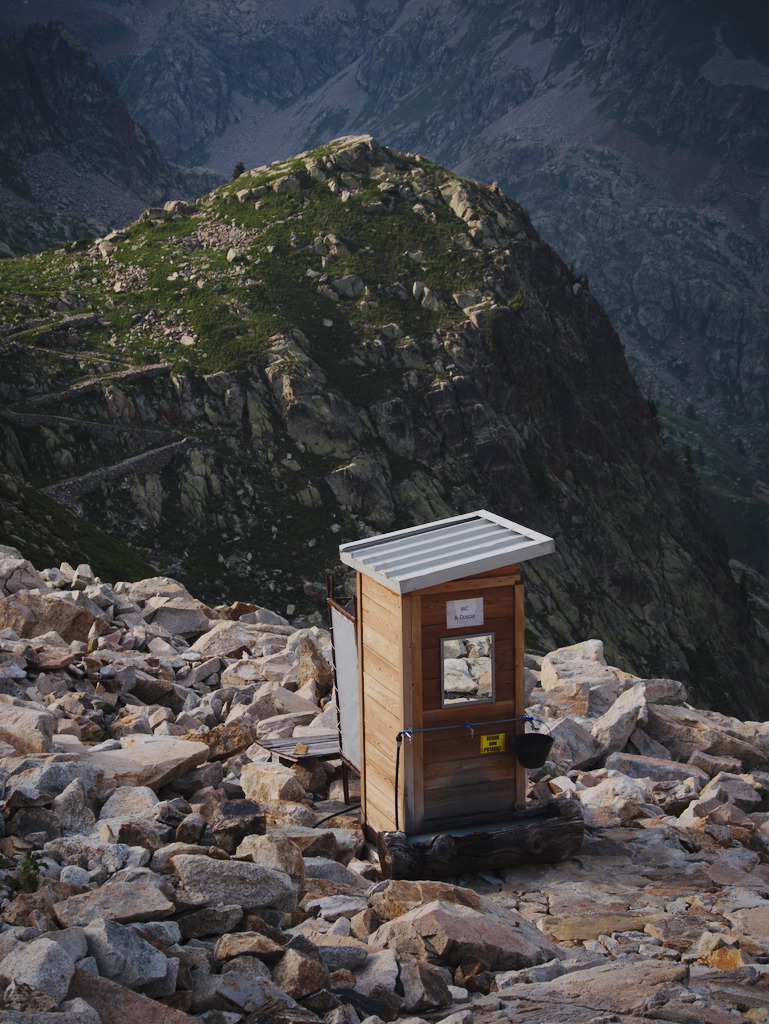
[{"xmin": 338, "ymin": 509, "xmax": 554, "ymax": 593}]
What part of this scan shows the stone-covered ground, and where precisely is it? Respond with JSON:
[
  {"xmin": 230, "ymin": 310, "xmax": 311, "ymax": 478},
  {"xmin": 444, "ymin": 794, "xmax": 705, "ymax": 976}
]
[{"xmin": 1, "ymin": 546, "xmax": 769, "ymax": 1023}]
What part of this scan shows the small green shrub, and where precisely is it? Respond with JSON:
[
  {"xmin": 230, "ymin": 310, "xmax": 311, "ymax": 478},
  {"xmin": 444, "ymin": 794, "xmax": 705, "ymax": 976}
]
[{"xmin": 4, "ymin": 850, "xmax": 40, "ymax": 893}]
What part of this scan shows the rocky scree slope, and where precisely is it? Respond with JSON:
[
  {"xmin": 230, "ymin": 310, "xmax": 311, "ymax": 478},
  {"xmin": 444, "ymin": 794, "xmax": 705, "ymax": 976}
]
[
  {"xmin": 3, "ymin": 549, "xmax": 769, "ymax": 1022},
  {"xmin": 39, "ymin": 0, "xmax": 768, "ymax": 569},
  {"xmin": 0, "ymin": 135, "xmax": 765, "ymax": 714},
  {"xmin": 0, "ymin": 21, "xmax": 221, "ymax": 256}
]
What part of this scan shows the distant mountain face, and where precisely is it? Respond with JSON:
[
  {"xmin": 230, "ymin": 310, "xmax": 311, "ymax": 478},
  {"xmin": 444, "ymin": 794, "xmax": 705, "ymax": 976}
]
[
  {"xmin": 0, "ymin": 20, "xmax": 220, "ymax": 254},
  {"xmin": 0, "ymin": 137, "xmax": 765, "ymax": 715},
  {"xmin": 13, "ymin": 0, "xmax": 765, "ymax": 567}
]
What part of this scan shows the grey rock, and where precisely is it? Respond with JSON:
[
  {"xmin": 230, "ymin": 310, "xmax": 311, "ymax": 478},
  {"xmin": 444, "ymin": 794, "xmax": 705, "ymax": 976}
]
[
  {"xmin": 548, "ymin": 716, "xmax": 604, "ymax": 770},
  {"xmin": 42, "ymin": 926, "xmax": 88, "ymax": 963},
  {"xmin": 191, "ymin": 967, "xmax": 301, "ymax": 1015},
  {"xmin": 99, "ymin": 785, "xmax": 159, "ymax": 819},
  {"xmin": 352, "ymin": 948, "xmax": 402, "ymax": 1017},
  {"xmin": 0, "ymin": 702, "xmax": 57, "ymax": 754},
  {"xmin": 0, "ymin": 551, "xmax": 46, "ymax": 596},
  {"xmin": 176, "ymin": 904, "xmax": 244, "ymax": 939},
  {"xmin": 84, "ymin": 917, "xmax": 168, "ymax": 988},
  {"xmin": 591, "ymin": 682, "xmax": 649, "ymax": 752},
  {"xmin": 304, "ymin": 858, "xmax": 368, "ymax": 889},
  {"xmin": 236, "ymin": 833, "xmax": 305, "ymax": 882},
  {"xmin": 129, "ymin": 919, "xmax": 182, "ymax": 949},
  {"xmin": 0, "ymin": 936, "xmax": 75, "ymax": 1005},
  {"xmin": 59, "ymin": 864, "xmax": 91, "ymax": 886},
  {"xmin": 82, "ymin": 734, "xmax": 210, "ymax": 789},
  {"xmin": 699, "ymin": 771, "xmax": 763, "ymax": 811},
  {"xmin": 271, "ymin": 947, "xmax": 329, "ymax": 1000},
  {"xmin": 399, "ymin": 956, "xmax": 452, "ymax": 1013},
  {"xmin": 52, "ymin": 778, "xmax": 97, "ymax": 837},
  {"xmin": 45, "ymin": 835, "xmax": 132, "ymax": 874},
  {"xmin": 171, "ymin": 853, "xmax": 297, "ymax": 912},
  {"xmin": 314, "ymin": 934, "xmax": 370, "ymax": 972}
]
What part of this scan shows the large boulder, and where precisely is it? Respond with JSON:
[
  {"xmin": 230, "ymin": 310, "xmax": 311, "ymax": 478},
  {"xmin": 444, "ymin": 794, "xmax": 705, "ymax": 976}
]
[
  {"xmin": 604, "ymin": 751, "xmax": 709, "ymax": 785},
  {"xmin": 141, "ymin": 594, "xmax": 214, "ymax": 637},
  {"xmin": 576, "ymin": 772, "xmax": 655, "ymax": 824},
  {"xmin": 369, "ymin": 898, "xmax": 560, "ymax": 970},
  {"xmin": 69, "ymin": 967, "xmax": 200, "ymax": 1023},
  {"xmin": 54, "ymin": 881, "xmax": 175, "ymax": 928},
  {"xmin": 506, "ymin": 959, "xmax": 689, "ymax": 1016},
  {"xmin": 240, "ymin": 762, "xmax": 308, "ymax": 803},
  {"xmin": 171, "ymin": 854, "xmax": 297, "ymax": 912},
  {"xmin": 0, "ymin": 590, "xmax": 107, "ymax": 643},
  {"xmin": 548, "ymin": 717, "xmax": 604, "ymax": 770},
  {"xmin": 591, "ymin": 682, "xmax": 649, "ymax": 752},
  {"xmin": 82, "ymin": 735, "xmax": 210, "ymax": 789},
  {"xmin": 369, "ymin": 879, "xmax": 483, "ymax": 921},
  {"xmin": 0, "ymin": 547, "xmax": 46, "ymax": 596},
  {"xmin": 193, "ymin": 620, "xmax": 278, "ymax": 658},
  {"xmin": 646, "ymin": 705, "xmax": 768, "ymax": 766},
  {"xmin": 0, "ymin": 701, "xmax": 57, "ymax": 754},
  {"xmin": 83, "ymin": 918, "xmax": 169, "ymax": 988},
  {"xmin": 0, "ymin": 936, "xmax": 75, "ymax": 1006}
]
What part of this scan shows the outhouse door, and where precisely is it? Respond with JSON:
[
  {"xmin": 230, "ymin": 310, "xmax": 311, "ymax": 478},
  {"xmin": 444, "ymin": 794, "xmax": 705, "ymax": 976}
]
[{"xmin": 413, "ymin": 567, "xmax": 526, "ymax": 833}]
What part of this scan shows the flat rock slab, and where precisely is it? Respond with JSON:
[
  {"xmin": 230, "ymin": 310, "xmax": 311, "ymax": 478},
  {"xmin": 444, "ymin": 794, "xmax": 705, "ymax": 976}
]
[
  {"xmin": 542, "ymin": 911, "xmax": 665, "ymax": 942},
  {"xmin": 194, "ymin": 620, "xmax": 278, "ymax": 658},
  {"xmin": 370, "ymin": 898, "xmax": 560, "ymax": 970},
  {"xmin": 726, "ymin": 906, "xmax": 769, "ymax": 939},
  {"xmin": 82, "ymin": 735, "xmax": 210, "ymax": 789},
  {"xmin": 507, "ymin": 959, "xmax": 688, "ymax": 1015},
  {"xmin": 54, "ymin": 880, "xmax": 175, "ymax": 927},
  {"xmin": 605, "ymin": 751, "xmax": 710, "ymax": 784},
  {"xmin": 369, "ymin": 879, "xmax": 483, "ymax": 920},
  {"xmin": 69, "ymin": 966, "xmax": 200, "ymax": 1024}
]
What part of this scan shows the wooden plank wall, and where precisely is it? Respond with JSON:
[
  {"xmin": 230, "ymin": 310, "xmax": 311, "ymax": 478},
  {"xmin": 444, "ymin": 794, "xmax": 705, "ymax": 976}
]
[
  {"xmin": 358, "ymin": 574, "xmax": 405, "ymax": 833},
  {"xmin": 416, "ymin": 567, "xmax": 524, "ymax": 831}
]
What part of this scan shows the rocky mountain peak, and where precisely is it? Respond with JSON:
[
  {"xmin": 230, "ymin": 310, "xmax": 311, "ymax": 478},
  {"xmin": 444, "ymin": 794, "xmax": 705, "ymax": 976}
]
[{"xmin": 0, "ymin": 135, "xmax": 766, "ymax": 713}]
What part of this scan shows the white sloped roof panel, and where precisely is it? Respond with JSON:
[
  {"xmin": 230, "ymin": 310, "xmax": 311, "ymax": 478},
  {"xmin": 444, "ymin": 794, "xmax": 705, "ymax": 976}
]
[{"xmin": 338, "ymin": 509, "xmax": 554, "ymax": 593}]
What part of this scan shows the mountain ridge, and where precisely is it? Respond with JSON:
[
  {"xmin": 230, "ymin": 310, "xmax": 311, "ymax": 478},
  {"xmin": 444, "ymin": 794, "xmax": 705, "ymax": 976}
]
[{"xmin": 0, "ymin": 135, "xmax": 765, "ymax": 714}]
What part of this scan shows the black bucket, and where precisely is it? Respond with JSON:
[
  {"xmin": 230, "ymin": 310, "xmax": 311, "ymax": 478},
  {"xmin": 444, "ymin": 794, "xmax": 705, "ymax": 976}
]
[{"xmin": 513, "ymin": 732, "xmax": 554, "ymax": 769}]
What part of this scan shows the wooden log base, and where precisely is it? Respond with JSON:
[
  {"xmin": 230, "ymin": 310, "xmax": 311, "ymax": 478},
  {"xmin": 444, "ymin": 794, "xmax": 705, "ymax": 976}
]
[{"xmin": 375, "ymin": 798, "xmax": 584, "ymax": 879}]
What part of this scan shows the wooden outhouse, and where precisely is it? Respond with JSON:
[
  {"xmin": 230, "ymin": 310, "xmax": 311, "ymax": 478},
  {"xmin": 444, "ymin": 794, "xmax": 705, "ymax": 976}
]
[{"xmin": 335, "ymin": 509, "xmax": 583, "ymax": 878}]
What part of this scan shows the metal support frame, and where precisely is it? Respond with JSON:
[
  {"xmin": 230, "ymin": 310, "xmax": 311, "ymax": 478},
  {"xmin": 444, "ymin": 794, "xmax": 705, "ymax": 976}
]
[{"xmin": 325, "ymin": 573, "xmax": 359, "ymax": 806}]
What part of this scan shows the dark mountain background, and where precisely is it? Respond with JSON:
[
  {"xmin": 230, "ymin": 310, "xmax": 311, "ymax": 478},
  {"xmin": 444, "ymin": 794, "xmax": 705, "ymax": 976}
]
[
  {"xmin": 1, "ymin": 0, "xmax": 768, "ymax": 577},
  {"xmin": 0, "ymin": 19, "xmax": 220, "ymax": 254}
]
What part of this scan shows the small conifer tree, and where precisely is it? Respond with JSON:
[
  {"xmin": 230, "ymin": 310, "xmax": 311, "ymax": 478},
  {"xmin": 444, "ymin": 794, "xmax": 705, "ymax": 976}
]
[{"xmin": 232, "ymin": 161, "xmax": 245, "ymax": 179}]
